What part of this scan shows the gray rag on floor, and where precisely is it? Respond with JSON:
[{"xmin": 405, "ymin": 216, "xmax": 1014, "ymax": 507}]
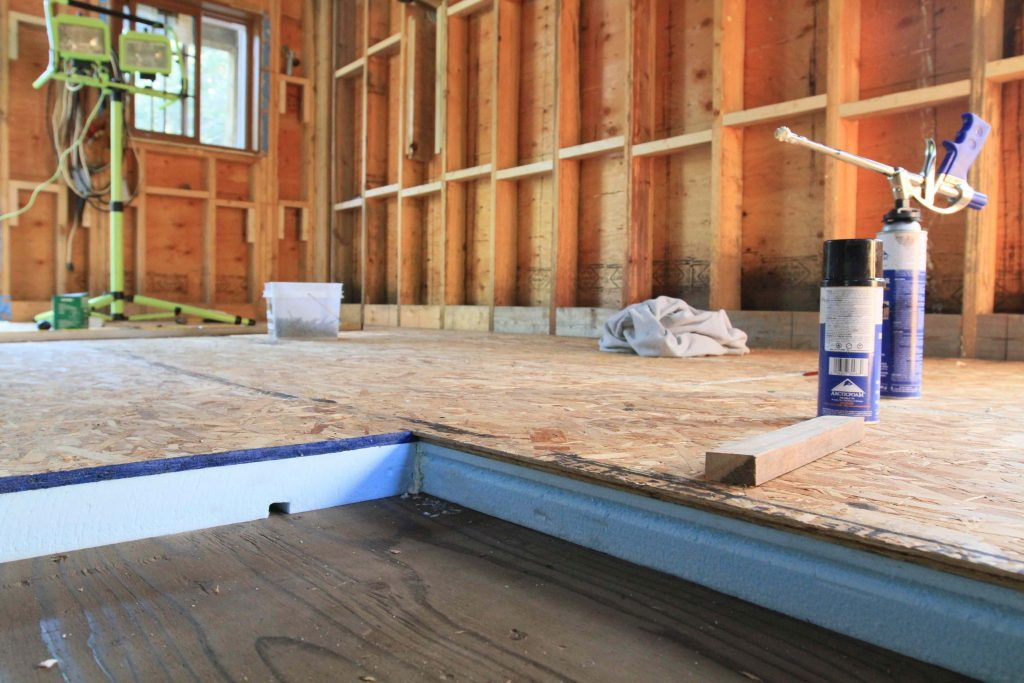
[{"xmin": 599, "ymin": 296, "xmax": 750, "ymax": 357}]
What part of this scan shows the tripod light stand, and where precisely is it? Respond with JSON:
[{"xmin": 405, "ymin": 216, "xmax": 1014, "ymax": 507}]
[{"xmin": 30, "ymin": 0, "xmax": 255, "ymax": 328}]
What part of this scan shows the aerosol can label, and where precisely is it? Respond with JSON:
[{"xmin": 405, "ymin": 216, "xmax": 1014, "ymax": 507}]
[
  {"xmin": 818, "ymin": 287, "xmax": 883, "ymax": 423},
  {"xmin": 879, "ymin": 230, "xmax": 927, "ymax": 398}
]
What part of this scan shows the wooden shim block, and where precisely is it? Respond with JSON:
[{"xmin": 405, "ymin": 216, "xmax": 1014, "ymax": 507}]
[{"xmin": 706, "ymin": 416, "xmax": 864, "ymax": 486}]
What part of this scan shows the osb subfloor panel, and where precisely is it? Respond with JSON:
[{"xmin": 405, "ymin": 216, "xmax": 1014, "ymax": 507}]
[
  {"xmin": 2, "ymin": 330, "xmax": 1023, "ymax": 587},
  {"xmin": 0, "ymin": 497, "xmax": 957, "ymax": 681}
]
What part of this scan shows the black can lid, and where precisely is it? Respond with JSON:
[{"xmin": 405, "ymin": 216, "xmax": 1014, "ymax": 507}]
[
  {"xmin": 883, "ymin": 206, "xmax": 921, "ymax": 224},
  {"xmin": 822, "ymin": 238, "xmax": 884, "ymax": 287}
]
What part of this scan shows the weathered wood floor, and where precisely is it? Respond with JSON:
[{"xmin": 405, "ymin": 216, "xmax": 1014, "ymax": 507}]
[
  {"xmin": 0, "ymin": 496, "xmax": 962, "ymax": 682},
  {"xmin": 1, "ymin": 329, "xmax": 1022, "ymax": 587}
]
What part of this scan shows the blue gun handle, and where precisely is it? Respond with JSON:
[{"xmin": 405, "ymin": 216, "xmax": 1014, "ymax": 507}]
[{"xmin": 938, "ymin": 113, "xmax": 991, "ymax": 181}]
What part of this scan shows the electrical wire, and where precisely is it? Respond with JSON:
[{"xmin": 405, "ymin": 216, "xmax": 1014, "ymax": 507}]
[
  {"xmin": 46, "ymin": 60, "xmax": 143, "ymax": 269},
  {"xmin": 0, "ymin": 90, "xmax": 108, "ymax": 224}
]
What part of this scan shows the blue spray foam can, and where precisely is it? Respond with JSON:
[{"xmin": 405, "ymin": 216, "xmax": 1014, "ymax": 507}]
[
  {"xmin": 878, "ymin": 207, "xmax": 926, "ymax": 399},
  {"xmin": 818, "ymin": 239, "xmax": 885, "ymax": 423}
]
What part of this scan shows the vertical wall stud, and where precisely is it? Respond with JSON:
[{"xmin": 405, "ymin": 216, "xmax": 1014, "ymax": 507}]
[
  {"xmin": 708, "ymin": 0, "xmax": 744, "ymax": 311},
  {"xmin": 492, "ymin": 0, "xmax": 522, "ymax": 314},
  {"xmin": 824, "ymin": 0, "xmax": 860, "ymax": 241},
  {"xmin": 961, "ymin": 0, "xmax": 1005, "ymax": 357},
  {"xmin": 624, "ymin": 0, "xmax": 659, "ymax": 305},
  {"xmin": 551, "ymin": 0, "xmax": 581, "ymax": 325}
]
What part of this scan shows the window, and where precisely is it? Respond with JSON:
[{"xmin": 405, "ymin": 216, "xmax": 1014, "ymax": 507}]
[{"xmin": 123, "ymin": 2, "xmax": 259, "ymax": 150}]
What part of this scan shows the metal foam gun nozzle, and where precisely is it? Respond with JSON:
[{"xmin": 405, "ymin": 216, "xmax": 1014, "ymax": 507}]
[{"xmin": 774, "ymin": 115, "xmax": 991, "ymax": 215}]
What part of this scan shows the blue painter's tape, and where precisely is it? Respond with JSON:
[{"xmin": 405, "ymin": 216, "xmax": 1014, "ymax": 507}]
[{"xmin": 0, "ymin": 431, "xmax": 415, "ymax": 495}]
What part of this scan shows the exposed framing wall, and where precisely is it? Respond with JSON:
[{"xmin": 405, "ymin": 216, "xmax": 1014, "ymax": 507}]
[
  {"xmin": 330, "ymin": 0, "xmax": 1024, "ymax": 357},
  {"xmin": 0, "ymin": 0, "xmax": 327, "ymax": 322}
]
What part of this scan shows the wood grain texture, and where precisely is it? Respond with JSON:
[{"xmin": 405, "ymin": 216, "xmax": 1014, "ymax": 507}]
[
  {"xmin": 706, "ymin": 415, "xmax": 864, "ymax": 486},
  {"xmin": 2, "ymin": 330, "xmax": 1024, "ymax": 586},
  {"xmin": 0, "ymin": 497, "xmax": 960, "ymax": 682}
]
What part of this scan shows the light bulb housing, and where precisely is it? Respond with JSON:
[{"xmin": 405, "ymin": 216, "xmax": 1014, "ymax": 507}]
[
  {"xmin": 53, "ymin": 14, "xmax": 111, "ymax": 63},
  {"xmin": 119, "ymin": 31, "xmax": 173, "ymax": 75}
]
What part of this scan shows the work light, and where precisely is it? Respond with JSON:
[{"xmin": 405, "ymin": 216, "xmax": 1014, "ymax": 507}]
[
  {"xmin": 53, "ymin": 14, "xmax": 111, "ymax": 62},
  {"xmin": 119, "ymin": 31, "xmax": 172, "ymax": 75}
]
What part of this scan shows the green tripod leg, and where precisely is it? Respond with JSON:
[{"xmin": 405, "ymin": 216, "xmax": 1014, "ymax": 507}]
[{"xmin": 130, "ymin": 295, "xmax": 256, "ymax": 326}]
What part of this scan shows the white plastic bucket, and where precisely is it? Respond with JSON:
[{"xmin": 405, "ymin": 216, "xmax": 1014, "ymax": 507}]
[{"xmin": 263, "ymin": 282, "xmax": 343, "ymax": 340}]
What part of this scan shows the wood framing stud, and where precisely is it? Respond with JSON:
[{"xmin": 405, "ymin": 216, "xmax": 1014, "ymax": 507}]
[
  {"xmin": 824, "ymin": 0, "xmax": 860, "ymax": 241},
  {"xmin": 551, "ymin": 0, "xmax": 581, "ymax": 315},
  {"xmin": 961, "ymin": 0, "xmax": 1004, "ymax": 357},
  {"xmin": 708, "ymin": 0, "xmax": 744, "ymax": 311}
]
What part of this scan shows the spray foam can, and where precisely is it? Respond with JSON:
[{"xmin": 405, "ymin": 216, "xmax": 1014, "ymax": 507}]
[
  {"xmin": 878, "ymin": 208, "xmax": 926, "ymax": 399},
  {"xmin": 818, "ymin": 239, "xmax": 884, "ymax": 423}
]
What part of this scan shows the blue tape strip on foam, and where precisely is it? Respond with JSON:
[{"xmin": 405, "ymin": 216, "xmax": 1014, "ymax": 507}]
[{"xmin": 0, "ymin": 431, "xmax": 416, "ymax": 495}]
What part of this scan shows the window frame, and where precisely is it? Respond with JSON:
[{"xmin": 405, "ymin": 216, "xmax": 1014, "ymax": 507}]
[{"xmin": 119, "ymin": 0, "xmax": 260, "ymax": 152}]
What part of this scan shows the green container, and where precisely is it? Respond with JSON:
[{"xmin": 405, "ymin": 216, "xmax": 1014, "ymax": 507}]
[{"xmin": 52, "ymin": 293, "xmax": 90, "ymax": 330}]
